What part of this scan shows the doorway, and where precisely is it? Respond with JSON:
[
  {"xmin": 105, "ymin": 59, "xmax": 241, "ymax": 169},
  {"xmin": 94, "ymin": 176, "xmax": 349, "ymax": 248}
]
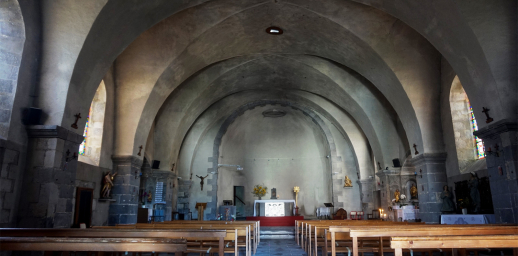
[
  {"xmin": 234, "ymin": 186, "xmax": 245, "ymax": 218},
  {"xmin": 74, "ymin": 187, "xmax": 93, "ymax": 227}
]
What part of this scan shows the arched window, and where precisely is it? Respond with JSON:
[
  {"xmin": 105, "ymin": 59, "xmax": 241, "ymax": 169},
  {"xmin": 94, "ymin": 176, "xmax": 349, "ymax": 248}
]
[
  {"xmin": 449, "ymin": 76, "xmax": 485, "ymax": 172},
  {"xmin": 78, "ymin": 80, "xmax": 106, "ymax": 166}
]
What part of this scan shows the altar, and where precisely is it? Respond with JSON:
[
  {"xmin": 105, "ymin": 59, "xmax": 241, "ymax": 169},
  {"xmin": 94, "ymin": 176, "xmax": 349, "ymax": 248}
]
[{"xmin": 253, "ymin": 199, "xmax": 296, "ymax": 216}]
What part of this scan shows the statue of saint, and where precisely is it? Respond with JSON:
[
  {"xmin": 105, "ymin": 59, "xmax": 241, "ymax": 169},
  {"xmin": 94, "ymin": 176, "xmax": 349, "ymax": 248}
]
[
  {"xmin": 101, "ymin": 172, "xmax": 117, "ymax": 198},
  {"xmin": 469, "ymin": 172, "xmax": 480, "ymax": 213},
  {"xmin": 410, "ymin": 184, "xmax": 418, "ymax": 199},
  {"xmin": 440, "ymin": 185, "xmax": 455, "ymax": 213},
  {"xmin": 394, "ymin": 189, "xmax": 400, "ymax": 203},
  {"xmin": 147, "ymin": 191, "xmax": 152, "ymax": 202},
  {"xmin": 196, "ymin": 174, "xmax": 209, "ymax": 191},
  {"xmin": 344, "ymin": 176, "xmax": 353, "ymax": 187}
]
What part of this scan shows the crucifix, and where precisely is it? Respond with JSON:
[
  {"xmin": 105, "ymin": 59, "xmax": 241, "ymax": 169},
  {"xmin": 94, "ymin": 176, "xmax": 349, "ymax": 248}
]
[
  {"xmin": 413, "ymin": 144, "xmax": 419, "ymax": 155},
  {"xmin": 377, "ymin": 162, "xmax": 382, "ymax": 170},
  {"xmin": 482, "ymin": 107, "xmax": 493, "ymax": 123},
  {"xmin": 196, "ymin": 174, "xmax": 209, "ymax": 191},
  {"xmin": 71, "ymin": 113, "xmax": 81, "ymax": 129},
  {"xmin": 137, "ymin": 145, "xmax": 143, "ymax": 156}
]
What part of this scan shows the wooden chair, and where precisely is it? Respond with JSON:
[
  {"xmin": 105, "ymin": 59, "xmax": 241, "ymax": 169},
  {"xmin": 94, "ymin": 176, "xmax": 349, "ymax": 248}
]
[
  {"xmin": 333, "ymin": 208, "xmax": 347, "ymax": 220},
  {"xmin": 350, "ymin": 211, "xmax": 357, "ymax": 220},
  {"xmin": 357, "ymin": 211, "xmax": 364, "ymax": 220}
]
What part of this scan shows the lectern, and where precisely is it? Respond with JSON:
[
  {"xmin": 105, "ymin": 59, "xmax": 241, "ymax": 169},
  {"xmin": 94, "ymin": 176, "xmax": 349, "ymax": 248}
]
[{"xmin": 195, "ymin": 202, "xmax": 207, "ymax": 220}]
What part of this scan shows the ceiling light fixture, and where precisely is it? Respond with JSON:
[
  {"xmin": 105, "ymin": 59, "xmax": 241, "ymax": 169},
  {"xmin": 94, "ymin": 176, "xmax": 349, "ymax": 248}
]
[{"xmin": 266, "ymin": 26, "xmax": 283, "ymax": 35}]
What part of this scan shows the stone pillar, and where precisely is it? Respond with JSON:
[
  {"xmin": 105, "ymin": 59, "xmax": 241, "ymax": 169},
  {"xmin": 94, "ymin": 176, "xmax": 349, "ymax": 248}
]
[
  {"xmin": 409, "ymin": 153, "xmax": 447, "ymax": 224},
  {"xmin": 357, "ymin": 179, "xmax": 375, "ymax": 214},
  {"xmin": 108, "ymin": 156, "xmax": 142, "ymax": 225},
  {"xmin": 177, "ymin": 180, "xmax": 192, "ymax": 220},
  {"xmin": 474, "ymin": 120, "xmax": 518, "ymax": 223},
  {"xmin": 0, "ymin": 139, "xmax": 24, "ymax": 227},
  {"xmin": 17, "ymin": 125, "xmax": 83, "ymax": 228}
]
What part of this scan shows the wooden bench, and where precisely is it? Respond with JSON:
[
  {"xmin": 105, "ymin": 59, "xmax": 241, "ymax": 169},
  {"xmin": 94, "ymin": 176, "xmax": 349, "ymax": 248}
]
[
  {"xmin": 109, "ymin": 223, "xmax": 249, "ymax": 256},
  {"xmin": 0, "ymin": 236, "xmax": 186, "ymax": 255},
  {"xmin": 330, "ymin": 225, "xmax": 518, "ymax": 256},
  {"xmin": 391, "ymin": 235, "xmax": 518, "ymax": 256},
  {"xmin": 0, "ymin": 228, "xmax": 224, "ymax": 256}
]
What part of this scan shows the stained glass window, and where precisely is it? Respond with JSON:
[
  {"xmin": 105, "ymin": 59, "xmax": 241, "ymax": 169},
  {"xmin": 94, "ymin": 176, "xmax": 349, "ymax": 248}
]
[
  {"xmin": 79, "ymin": 106, "xmax": 92, "ymax": 155},
  {"xmin": 469, "ymin": 105, "xmax": 485, "ymax": 159}
]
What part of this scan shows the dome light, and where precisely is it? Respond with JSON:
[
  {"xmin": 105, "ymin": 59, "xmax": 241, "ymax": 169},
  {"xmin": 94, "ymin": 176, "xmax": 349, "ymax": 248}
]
[{"xmin": 266, "ymin": 26, "xmax": 283, "ymax": 35}]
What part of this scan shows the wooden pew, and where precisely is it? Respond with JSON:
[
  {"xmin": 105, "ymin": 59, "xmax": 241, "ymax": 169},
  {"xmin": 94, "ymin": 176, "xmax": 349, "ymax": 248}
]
[
  {"xmin": 111, "ymin": 223, "xmax": 249, "ymax": 256},
  {"xmin": 0, "ymin": 237, "xmax": 187, "ymax": 255},
  {"xmin": 391, "ymin": 235, "xmax": 518, "ymax": 256},
  {"xmin": 0, "ymin": 228, "xmax": 224, "ymax": 256},
  {"xmin": 330, "ymin": 225, "xmax": 518, "ymax": 256},
  {"xmin": 313, "ymin": 221, "xmax": 423, "ymax": 256}
]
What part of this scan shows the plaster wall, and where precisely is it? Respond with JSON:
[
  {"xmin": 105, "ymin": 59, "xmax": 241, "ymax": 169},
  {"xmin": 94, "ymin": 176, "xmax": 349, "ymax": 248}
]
[{"xmin": 216, "ymin": 106, "xmax": 332, "ymax": 217}]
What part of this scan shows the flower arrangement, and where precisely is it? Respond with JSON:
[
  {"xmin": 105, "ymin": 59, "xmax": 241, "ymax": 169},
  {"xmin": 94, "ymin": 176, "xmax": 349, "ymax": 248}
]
[
  {"xmin": 458, "ymin": 198, "xmax": 470, "ymax": 209},
  {"xmin": 216, "ymin": 214, "xmax": 235, "ymax": 221},
  {"xmin": 252, "ymin": 184, "xmax": 268, "ymax": 197}
]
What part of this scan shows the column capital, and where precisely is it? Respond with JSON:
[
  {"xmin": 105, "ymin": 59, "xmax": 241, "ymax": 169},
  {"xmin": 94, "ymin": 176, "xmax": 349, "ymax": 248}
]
[
  {"xmin": 409, "ymin": 153, "xmax": 447, "ymax": 167},
  {"xmin": 112, "ymin": 155, "xmax": 143, "ymax": 168},
  {"xmin": 473, "ymin": 119, "xmax": 517, "ymax": 139},
  {"xmin": 27, "ymin": 125, "xmax": 83, "ymax": 144}
]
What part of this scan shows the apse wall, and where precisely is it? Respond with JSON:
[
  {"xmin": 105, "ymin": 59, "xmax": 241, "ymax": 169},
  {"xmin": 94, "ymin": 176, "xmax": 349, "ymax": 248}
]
[{"xmin": 216, "ymin": 106, "xmax": 332, "ymax": 216}]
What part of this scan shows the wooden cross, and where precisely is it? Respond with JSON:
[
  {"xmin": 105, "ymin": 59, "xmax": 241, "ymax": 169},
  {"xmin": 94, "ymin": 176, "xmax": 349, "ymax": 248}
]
[
  {"xmin": 377, "ymin": 162, "xmax": 382, "ymax": 170},
  {"xmin": 482, "ymin": 107, "xmax": 494, "ymax": 123},
  {"xmin": 71, "ymin": 113, "xmax": 81, "ymax": 129},
  {"xmin": 413, "ymin": 144, "xmax": 419, "ymax": 155},
  {"xmin": 137, "ymin": 145, "xmax": 143, "ymax": 156}
]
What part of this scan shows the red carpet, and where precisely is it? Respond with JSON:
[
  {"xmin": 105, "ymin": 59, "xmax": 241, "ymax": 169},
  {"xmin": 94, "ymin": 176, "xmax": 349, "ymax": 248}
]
[{"xmin": 246, "ymin": 216, "xmax": 304, "ymax": 226}]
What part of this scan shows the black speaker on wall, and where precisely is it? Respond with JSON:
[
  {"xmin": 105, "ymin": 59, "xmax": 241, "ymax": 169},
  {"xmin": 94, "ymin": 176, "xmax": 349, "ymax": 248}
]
[
  {"xmin": 152, "ymin": 160, "xmax": 160, "ymax": 169},
  {"xmin": 392, "ymin": 158, "xmax": 401, "ymax": 168},
  {"xmin": 22, "ymin": 107, "xmax": 42, "ymax": 125}
]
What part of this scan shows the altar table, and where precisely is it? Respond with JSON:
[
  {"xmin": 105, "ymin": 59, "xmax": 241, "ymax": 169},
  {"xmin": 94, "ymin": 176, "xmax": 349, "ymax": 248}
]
[
  {"xmin": 440, "ymin": 214, "xmax": 496, "ymax": 224},
  {"xmin": 253, "ymin": 199, "xmax": 295, "ymax": 216}
]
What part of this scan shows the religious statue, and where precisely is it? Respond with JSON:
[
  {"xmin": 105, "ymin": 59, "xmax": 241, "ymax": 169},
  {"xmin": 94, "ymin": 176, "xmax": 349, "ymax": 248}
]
[
  {"xmin": 394, "ymin": 189, "xmax": 400, "ymax": 203},
  {"xmin": 147, "ymin": 191, "xmax": 152, "ymax": 202},
  {"xmin": 196, "ymin": 174, "xmax": 209, "ymax": 191},
  {"xmin": 344, "ymin": 176, "xmax": 352, "ymax": 187},
  {"xmin": 101, "ymin": 172, "xmax": 117, "ymax": 198},
  {"xmin": 410, "ymin": 184, "xmax": 418, "ymax": 199},
  {"xmin": 469, "ymin": 172, "xmax": 480, "ymax": 213},
  {"xmin": 440, "ymin": 185, "xmax": 455, "ymax": 213},
  {"xmin": 293, "ymin": 186, "xmax": 300, "ymax": 207}
]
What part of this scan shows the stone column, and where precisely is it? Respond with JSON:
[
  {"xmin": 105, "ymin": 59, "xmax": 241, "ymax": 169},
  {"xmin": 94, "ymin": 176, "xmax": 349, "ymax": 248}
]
[
  {"xmin": 17, "ymin": 125, "xmax": 83, "ymax": 228},
  {"xmin": 357, "ymin": 179, "xmax": 375, "ymax": 214},
  {"xmin": 142, "ymin": 169, "xmax": 175, "ymax": 221},
  {"xmin": 474, "ymin": 120, "xmax": 518, "ymax": 223},
  {"xmin": 409, "ymin": 153, "xmax": 447, "ymax": 224},
  {"xmin": 108, "ymin": 156, "xmax": 142, "ymax": 225}
]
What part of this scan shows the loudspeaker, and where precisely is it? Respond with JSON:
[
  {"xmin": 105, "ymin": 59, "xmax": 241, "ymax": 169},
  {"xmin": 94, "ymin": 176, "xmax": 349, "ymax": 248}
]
[
  {"xmin": 392, "ymin": 158, "xmax": 401, "ymax": 168},
  {"xmin": 22, "ymin": 107, "xmax": 42, "ymax": 125},
  {"xmin": 152, "ymin": 160, "xmax": 160, "ymax": 169}
]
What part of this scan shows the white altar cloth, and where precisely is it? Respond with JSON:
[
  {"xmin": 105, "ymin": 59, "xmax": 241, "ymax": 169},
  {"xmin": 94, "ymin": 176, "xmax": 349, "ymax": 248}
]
[
  {"xmin": 253, "ymin": 199, "xmax": 296, "ymax": 216},
  {"xmin": 440, "ymin": 214, "xmax": 495, "ymax": 224}
]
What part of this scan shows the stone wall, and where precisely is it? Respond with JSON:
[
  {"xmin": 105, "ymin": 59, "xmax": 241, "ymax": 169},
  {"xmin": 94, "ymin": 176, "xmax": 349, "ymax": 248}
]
[
  {"xmin": 0, "ymin": 138, "xmax": 24, "ymax": 227},
  {"xmin": 75, "ymin": 161, "xmax": 110, "ymax": 226}
]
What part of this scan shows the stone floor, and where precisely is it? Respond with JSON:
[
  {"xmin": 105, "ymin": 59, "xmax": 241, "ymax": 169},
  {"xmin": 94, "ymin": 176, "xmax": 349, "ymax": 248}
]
[{"xmin": 254, "ymin": 239, "xmax": 308, "ymax": 256}]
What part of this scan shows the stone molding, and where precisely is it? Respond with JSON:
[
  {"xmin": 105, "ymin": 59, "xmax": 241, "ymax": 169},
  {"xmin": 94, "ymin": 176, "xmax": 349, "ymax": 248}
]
[
  {"xmin": 473, "ymin": 119, "xmax": 517, "ymax": 139},
  {"xmin": 27, "ymin": 125, "xmax": 84, "ymax": 144},
  {"xmin": 357, "ymin": 178, "xmax": 375, "ymax": 184},
  {"xmin": 409, "ymin": 153, "xmax": 447, "ymax": 166},
  {"xmin": 112, "ymin": 155, "xmax": 143, "ymax": 168}
]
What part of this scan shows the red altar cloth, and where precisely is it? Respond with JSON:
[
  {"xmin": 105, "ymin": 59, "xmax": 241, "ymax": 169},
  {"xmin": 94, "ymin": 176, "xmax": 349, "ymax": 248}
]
[{"xmin": 246, "ymin": 216, "xmax": 304, "ymax": 226}]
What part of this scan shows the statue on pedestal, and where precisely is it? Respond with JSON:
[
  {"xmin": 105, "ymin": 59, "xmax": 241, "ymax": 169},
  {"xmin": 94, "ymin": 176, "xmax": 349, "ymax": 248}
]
[
  {"xmin": 410, "ymin": 184, "xmax": 418, "ymax": 199},
  {"xmin": 344, "ymin": 176, "xmax": 353, "ymax": 187}
]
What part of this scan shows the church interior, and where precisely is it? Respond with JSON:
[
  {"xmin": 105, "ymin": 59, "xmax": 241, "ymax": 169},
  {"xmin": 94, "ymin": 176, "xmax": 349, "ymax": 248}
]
[{"xmin": 0, "ymin": 0, "xmax": 517, "ymax": 255}]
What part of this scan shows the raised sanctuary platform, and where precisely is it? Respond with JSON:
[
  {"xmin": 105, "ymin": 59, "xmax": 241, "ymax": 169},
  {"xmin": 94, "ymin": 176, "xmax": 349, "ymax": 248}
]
[{"xmin": 246, "ymin": 216, "xmax": 304, "ymax": 226}]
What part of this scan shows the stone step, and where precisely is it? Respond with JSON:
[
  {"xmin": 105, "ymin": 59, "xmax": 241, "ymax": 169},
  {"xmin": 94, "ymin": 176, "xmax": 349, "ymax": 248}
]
[{"xmin": 260, "ymin": 226, "xmax": 295, "ymax": 240}]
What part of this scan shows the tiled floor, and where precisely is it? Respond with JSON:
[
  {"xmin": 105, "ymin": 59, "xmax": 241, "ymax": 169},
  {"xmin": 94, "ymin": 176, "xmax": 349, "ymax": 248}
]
[{"xmin": 255, "ymin": 239, "xmax": 308, "ymax": 256}]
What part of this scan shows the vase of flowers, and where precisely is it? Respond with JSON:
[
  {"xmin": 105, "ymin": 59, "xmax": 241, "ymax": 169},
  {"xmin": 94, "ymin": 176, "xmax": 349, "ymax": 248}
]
[{"xmin": 252, "ymin": 184, "xmax": 268, "ymax": 199}]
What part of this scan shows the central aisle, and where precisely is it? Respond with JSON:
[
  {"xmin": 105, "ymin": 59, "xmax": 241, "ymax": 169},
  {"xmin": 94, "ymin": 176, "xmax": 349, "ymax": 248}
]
[{"xmin": 255, "ymin": 239, "xmax": 308, "ymax": 256}]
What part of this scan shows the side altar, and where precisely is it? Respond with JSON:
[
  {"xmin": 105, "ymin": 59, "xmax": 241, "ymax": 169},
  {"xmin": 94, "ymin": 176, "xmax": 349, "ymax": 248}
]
[{"xmin": 253, "ymin": 199, "xmax": 296, "ymax": 216}]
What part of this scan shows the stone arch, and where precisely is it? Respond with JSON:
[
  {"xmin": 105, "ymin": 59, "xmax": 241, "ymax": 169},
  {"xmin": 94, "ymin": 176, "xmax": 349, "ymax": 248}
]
[
  {"xmin": 198, "ymin": 100, "xmax": 359, "ymax": 219},
  {"xmin": 79, "ymin": 80, "xmax": 106, "ymax": 166},
  {"xmin": 0, "ymin": 0, "xmax": 25, "ymax": 139},
  {"xmin": 449, "ymin": 76, "xmax": 486, "ymax": 173}
]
